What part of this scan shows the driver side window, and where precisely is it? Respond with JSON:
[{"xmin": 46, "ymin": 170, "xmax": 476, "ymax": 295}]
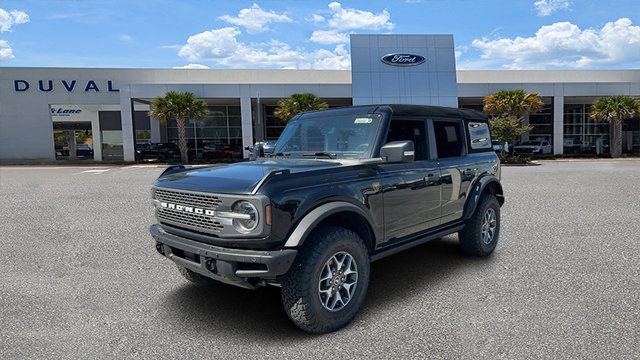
[{"xmin": 386, "ymin": 119, "xmax": 427, "ymax": 161}]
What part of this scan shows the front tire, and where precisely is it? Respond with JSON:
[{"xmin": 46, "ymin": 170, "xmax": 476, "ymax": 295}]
[
  {"xmin": 459, "ymin": 193, "xmax": 500, "ymax": 257},
  {"xmin": 281, "ymin": 226, "xmax": 370, "ymax": 334}
]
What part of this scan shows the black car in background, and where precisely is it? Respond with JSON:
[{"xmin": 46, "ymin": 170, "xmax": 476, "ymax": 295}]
[
  {"xmin": 136, "ymin": 143, "xmax": 180, "ymax": 161},
  {"xmin": 201, "ymin": 144, "xmax": 243, "ymax": 161}
]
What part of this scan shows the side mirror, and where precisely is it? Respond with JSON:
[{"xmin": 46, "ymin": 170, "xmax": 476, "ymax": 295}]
[{"xmin": 381, "ymin": 141, "xmax": 414, "ymax": 163}]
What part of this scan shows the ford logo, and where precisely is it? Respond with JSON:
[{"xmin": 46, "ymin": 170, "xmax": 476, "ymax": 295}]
[{"xmin": 381, "ymin": 53, "xmax": 426, "ymax": 67}]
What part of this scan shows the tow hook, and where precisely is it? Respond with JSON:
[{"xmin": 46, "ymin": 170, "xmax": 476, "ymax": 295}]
[
  {"xmin": 155, "ymin": 242, "xmax": 164, "ymax": 255},
  {"xmin": 205, "ymin": 258, "xmax": 217, "ymax": 273}
]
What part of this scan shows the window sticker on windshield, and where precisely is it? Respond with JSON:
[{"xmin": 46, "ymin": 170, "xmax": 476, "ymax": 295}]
[{"xmin": 354, "ymin": 118, "xmax": 372, "ymax": 124}]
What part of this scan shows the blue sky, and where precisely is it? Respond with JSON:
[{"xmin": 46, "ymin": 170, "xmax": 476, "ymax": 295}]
[{"xmin": 1, "ymin": 0, "xmax": 639, "ymax": 70}]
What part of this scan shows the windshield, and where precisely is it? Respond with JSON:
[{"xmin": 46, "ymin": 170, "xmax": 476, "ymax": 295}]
[{"xmin": 273, "ymin": 111, "xmax": 383, "ymax": 159}]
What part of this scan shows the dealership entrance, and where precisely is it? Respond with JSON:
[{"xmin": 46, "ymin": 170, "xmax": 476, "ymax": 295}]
[
  {"xmin": 50, "ymin": 105, "xmax": 100, "ymax": 161},
  {"xmin": 52, "ymin": 121, "xmax": 94, "ymax": 160}
]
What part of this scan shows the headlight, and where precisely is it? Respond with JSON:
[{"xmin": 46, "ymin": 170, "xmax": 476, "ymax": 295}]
[{"xmin": 231, "ymin": 201, "xmax": 259, "ymax": 233}]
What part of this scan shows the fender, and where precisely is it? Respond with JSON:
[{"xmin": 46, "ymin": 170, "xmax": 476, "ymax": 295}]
[
  {"xmin": 283, "ymin": 201, "xmax": 374, "ymax": 248},
  {"xmin": 462, "ymin": 175, "xmax": 504, "ymax": 220}
]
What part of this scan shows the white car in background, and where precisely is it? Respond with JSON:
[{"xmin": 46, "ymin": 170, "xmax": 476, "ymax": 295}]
[{"xmin": 514, "ymin": 140, "xmax": 552, "ymax": 154}]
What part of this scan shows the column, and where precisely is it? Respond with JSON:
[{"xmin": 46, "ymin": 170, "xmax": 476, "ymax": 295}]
[
  {"xmin": 119, "ymin": 87, "xmax": 136, "ymax": 161},
  {"xmin": 553, "ymin": 94, "xmax": 564, "ymax": 155},
  {"xmin": 91, "ymin": 114, "xmax": 102, "ymax": 161},
  {"xmin": 240, "ymin": 96, "xmax": 254, "ymax": 159}
]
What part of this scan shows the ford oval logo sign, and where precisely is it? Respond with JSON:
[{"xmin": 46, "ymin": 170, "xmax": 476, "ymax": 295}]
[{"xmin": 381, "ymin": 53, "xmax": 426, "ymax": 67}]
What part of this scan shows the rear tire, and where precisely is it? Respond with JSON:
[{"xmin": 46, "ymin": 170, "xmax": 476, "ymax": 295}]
[
  {"xmin": 459, "ymin": 193, "xmax": 500, "ymax": 257},
  {"xmin": 281, "ymin": 226, "xmax": 370, "ymax": 334}
]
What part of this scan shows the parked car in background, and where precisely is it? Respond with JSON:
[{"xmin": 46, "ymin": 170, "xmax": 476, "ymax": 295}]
[
  {"xmin": 55, "ymin": 145, "xmax": 93, "ymax": 159},
  {"xmin": 136, "ymin": 142, "xmax": 180, "ymax": 161},
  {"xmin": 75, "ymin": 144, "xmax": 93, "ymax": 158},
  {"xmin": 514, "ymin": 140, "xmax": 552, "ymax": 154},
  {"xmin": 202, "ymin": 144, "xmax": 243, "ymax": 161}
]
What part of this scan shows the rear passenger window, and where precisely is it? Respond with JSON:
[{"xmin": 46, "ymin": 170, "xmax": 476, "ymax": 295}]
[
  {"xmin": 467, "ymin": 122, "xmax": 492, "ymax": 151},
  {"xmin": 433, "ymin": 120, "xmax": 463, "ymax": 158}
]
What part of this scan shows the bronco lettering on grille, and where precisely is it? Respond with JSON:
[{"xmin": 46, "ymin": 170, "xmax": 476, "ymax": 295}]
[{"xmin": 160, "ymin": 202, "xmax": 215, "ymax": 216}]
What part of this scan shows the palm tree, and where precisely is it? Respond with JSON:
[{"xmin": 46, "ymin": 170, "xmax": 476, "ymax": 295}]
[
  {"xmin": 488, "ymin": 116, "xmax": 533, "ymax": 157},
  {"xmin": 274, "ymin": 93, "xmax": 328, "ymax": 122},
  {"xmin": 483, "ymin": 89, "xmax": 544, "ymax": 154},
  {"xmin": 148, "ymin": 91, "xmax": 209, "ymax": 164},
  {"xmin": 589, "ymin": 95, "xmax": 640, "ymax": 158}
]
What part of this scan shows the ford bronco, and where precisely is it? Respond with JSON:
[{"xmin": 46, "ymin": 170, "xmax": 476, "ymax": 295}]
[{"xmin": 150, "ymin": 104, "xmax": 504, "ymax": 333}]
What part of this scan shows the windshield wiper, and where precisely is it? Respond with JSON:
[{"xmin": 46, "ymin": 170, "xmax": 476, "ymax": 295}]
[
  {"xmin": 303, "ymin": 152, "xmax": 337, "ymax": 159},
  {"xmin": 270, "ymin": 152, "xmax": 290, "ymax": 157}
]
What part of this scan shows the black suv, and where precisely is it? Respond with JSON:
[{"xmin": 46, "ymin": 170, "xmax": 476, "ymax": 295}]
[
  {"xmin": 149, "ymin": 105, "xmax": 504, "ymax": 333},
  {"xmin": 136, "ymin": 142, "xmax": 180, "ymax": 161}
]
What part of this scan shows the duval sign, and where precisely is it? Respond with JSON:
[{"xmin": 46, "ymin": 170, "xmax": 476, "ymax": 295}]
[
  {"xmin": 381, "ymin": 53, "xmax": 426, "ymax": 67},
  {"xmin": 13, "ymin": 79, "xmax": 119, "ymax": 93}
]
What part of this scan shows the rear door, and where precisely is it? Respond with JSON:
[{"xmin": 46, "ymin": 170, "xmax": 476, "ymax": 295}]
[{"xmin": 430, "ymin": 119, "xmax": 473, "ymax": 224}]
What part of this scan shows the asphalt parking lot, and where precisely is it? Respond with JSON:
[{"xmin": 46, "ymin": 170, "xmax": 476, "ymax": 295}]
[{"xmin": 1, "ymin": 160, "xmax": 639, "ymax": 359}]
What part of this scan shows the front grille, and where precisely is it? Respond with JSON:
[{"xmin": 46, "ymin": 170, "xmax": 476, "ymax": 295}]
[
  {"xmin": 154, "ymin": 188, "xmax": 225, "ymax": 235},
  {"xmin": 152, "ymin": 187, "xmax": 269, "ymax": 238},
  {"xmin": 154, "ymin": 188, "xmax": 223, "ymax": 209}
]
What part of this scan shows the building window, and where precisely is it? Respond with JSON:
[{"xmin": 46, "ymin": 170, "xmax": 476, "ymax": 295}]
[
  {"xmin": 528, "ymin": 101, "xmax": 553, "ymax": 142},
  {"xmin": 563, "ymin": 104, "xmax": 610, "ymax": 154},
  {"xmin": 623, "ymin": 115, "xmax": 640, "ymax": 153},
  {"xmin": 460, "ymin": 98, "xmax": 554, "ymax": 146},
  {"xmin": 166, "ymin": 105, "xmax": 242, "ymax": 148},
  {"xmin": 264, "ymin": 105, "xmax": 287, "ymax": 140}
]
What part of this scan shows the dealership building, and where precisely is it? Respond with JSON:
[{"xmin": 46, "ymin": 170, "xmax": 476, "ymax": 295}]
[{"xmin": 1, "ymin": 34, "xmax": 639, "ymax": 162}]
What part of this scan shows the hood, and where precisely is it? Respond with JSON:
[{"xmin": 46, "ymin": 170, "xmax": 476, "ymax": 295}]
[{"xmin": 154, "ymin": 158, "xmax": 344, "ymax": 194}]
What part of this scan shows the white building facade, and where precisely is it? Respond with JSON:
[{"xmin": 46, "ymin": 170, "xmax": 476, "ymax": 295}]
[{"xmin": 1, "ymin": 34, "xmax": 639, "ymax": 162}]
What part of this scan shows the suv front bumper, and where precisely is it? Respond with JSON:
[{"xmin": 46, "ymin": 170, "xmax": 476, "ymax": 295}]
[{"xmin": 150, "ymin": 224, "xmax": 297, "ymax": 289}]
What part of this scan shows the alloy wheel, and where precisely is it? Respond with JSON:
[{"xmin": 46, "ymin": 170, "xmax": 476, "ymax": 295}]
[{"xmin": 318, "ymin": 251, "xmax": 358, "ymax": 311}]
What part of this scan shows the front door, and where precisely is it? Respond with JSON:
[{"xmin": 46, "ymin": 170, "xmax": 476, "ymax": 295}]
[{"xmin": 379, "ymin": 119, "xmax": 442, "ymax": 243}]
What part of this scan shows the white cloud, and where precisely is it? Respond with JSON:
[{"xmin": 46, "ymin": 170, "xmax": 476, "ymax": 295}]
[
  {"xmin": 0, "ymin": 8, "xmax": 29, "ymax": 32},
  {"xmin": 220, "ymin": 40, "xmax": 351, "ymax": 70},
  {"xmin": 178, "ymin": 3, "xmax": 396, "ymax": 69},
  {"xmin": 534, "ymin": 0, "xmax": 571, "ymax": 16},
  {"xmin": 0, "ymin": 8, "xmax": 29, "ymax": 62},
  {"xmin": 174, "ymin": 64, "xmax": 210, "ymax": 69},
  {"xmin": 309, "ymin": 14, "xmax": 325, "ymax": 25},
  {"xmin": 219, "ymin": 3, "xmax": 292, "ymax": 34},
  {"xmin": 307, "ymin": 2, "xmax": 394, "ymax": 46},
  {"xmin": 310, "ymin": 30, "xmax": 350, "ymax": 45},
  {"xmin": 471, "ymin": 18, "xmax": 640, "ymax": 69},
  {"xmin": 178, "ymin": 27, "xmax": 242, "ymax": 61},
  {"xmin": 177, "ymin": 26, "xmax": 350, "ymax": 69},
  {"xmin": 326, "ymin": 2, "xmax": 393, "ymax": 31},
  {"xmin": 0, "ymin": 39, "xmax": 14, "ymax": 60}
]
